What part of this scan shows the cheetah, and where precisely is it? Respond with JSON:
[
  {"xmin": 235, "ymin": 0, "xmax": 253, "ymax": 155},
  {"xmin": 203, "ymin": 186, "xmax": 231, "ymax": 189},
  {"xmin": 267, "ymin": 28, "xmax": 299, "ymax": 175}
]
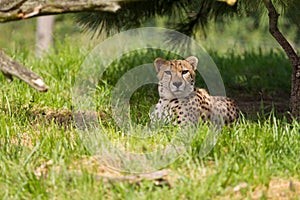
[{"xmin": 150, "ymin": 56, "xmax": 239, "ymax": 126}]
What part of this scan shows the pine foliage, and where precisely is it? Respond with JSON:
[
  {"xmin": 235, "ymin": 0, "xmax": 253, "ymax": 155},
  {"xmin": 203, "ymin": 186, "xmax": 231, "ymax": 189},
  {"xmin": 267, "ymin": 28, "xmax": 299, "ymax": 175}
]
[{"xmin": 76, "ymin": 0, "xmax": 298, "ymax": 38}]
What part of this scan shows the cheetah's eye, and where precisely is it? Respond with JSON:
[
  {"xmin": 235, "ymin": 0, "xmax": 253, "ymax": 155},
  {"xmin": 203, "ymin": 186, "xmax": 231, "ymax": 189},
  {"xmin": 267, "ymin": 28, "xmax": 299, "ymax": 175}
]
[
  {"xmin": 182, "ymin": 70, "xmax": 189, "ymax": 75},
  {"xmin": 164, "ymin": 71, "xmax": 172, "ymax": 75}
]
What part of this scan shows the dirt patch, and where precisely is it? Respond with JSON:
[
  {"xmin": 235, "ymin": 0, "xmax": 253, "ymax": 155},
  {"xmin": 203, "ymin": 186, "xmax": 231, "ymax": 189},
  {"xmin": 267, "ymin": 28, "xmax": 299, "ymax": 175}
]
[
  {"xmin": 233, "ymin": 90, "xmax": 291, "ymax": 119},
  {"xmin": 221, "ymin": 178, "xmax": 300, "ymax": 199},
  {"xmin": 20, "ymin": 105, "xmax": 107, "ymax": 128},
  {"xmin": 8, "ymin": 132, "xmax": 35, "ymax": 149}
]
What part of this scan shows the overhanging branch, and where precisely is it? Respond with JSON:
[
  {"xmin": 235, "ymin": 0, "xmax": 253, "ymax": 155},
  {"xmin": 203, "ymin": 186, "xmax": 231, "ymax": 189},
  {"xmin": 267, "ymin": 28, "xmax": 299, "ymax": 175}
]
[{"xmin": 0, "ymin": 0, "xmax": 121, "ymax": 22}]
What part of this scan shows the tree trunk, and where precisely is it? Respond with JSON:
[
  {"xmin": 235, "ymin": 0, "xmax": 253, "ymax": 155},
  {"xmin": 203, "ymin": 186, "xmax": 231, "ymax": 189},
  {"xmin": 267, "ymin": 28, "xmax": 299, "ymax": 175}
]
[
  {"xmin": 291, "ymin": 65, "xmax": 300, "ymax": 118},
  {"xmin": 263, "ymin": 0, "xmax": 300, "ymax": 118},
  {"xmin": 36, "ymin": 15, "xmax": 54, "ymax": 58}
]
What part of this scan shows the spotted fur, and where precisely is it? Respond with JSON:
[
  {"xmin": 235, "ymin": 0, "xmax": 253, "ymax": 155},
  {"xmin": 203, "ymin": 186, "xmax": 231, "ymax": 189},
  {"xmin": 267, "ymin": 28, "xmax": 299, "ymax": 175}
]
[{"xmin": 150, "ymin": 56, "xmax": 239, "ymax": 126}]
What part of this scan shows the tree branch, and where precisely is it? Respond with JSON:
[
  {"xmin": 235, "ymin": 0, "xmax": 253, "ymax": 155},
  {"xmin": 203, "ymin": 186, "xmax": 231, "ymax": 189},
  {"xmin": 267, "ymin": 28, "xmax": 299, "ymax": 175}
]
[
  {"xmin": 0, "ymin": 50, "xmax": 49, "ymax": 92},
  {"xmin": 0, "ymin": 0, "xmax": 121, "ymax": 22},
  {"xmin": 263, "ymin": 0, "xmax": 300, "ymax": 66}
]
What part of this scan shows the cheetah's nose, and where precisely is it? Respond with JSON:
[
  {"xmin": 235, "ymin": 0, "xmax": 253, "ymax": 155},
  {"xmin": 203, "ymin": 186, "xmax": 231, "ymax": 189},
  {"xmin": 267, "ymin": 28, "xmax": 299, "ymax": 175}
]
[{"xmin": 173, "ymin": 82, "xmax": 183, "ymax": 88}]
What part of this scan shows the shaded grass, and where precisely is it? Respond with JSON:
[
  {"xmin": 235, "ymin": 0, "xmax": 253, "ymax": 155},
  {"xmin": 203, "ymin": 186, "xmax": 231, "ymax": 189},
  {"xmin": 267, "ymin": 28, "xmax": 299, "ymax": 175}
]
[{"xmin": 213, "ymin": 49, "xmax": 291, "ymax": 94}]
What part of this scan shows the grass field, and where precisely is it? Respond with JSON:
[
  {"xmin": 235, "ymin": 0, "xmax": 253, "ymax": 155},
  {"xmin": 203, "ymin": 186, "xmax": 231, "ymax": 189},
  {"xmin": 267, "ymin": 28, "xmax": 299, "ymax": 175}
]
[{"xmin": 0, "ymin": 15, "xmax": 300, "ymax": 199}]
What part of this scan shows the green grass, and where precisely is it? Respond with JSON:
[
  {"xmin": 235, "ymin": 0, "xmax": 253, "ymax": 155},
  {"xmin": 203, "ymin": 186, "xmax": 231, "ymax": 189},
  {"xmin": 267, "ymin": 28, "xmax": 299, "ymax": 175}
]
[
  {"xmin": 1, "ymin": 44, "xmax": 299, "ymax": 199},
  {"xmin": 0, "ymin": 15, "xmax": 299, "ymax": 199}
]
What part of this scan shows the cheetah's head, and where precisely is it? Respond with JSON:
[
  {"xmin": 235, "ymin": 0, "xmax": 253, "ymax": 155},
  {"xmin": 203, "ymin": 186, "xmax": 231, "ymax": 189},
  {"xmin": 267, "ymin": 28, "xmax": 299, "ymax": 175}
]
[{"xmin": 154, "ymin": 56, "xmax": 198, "ymax": 99}]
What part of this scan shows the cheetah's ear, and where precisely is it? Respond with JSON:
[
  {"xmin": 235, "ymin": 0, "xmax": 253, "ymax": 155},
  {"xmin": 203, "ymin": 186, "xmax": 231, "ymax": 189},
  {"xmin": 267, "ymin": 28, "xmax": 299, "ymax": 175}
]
[
  {"xmin": 186, "ymin": 56, "xmax": 198, "ymax": 71},
  {"xmin": 154, "ymin": 57, "xmax": 166, "ymax": 73}
]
